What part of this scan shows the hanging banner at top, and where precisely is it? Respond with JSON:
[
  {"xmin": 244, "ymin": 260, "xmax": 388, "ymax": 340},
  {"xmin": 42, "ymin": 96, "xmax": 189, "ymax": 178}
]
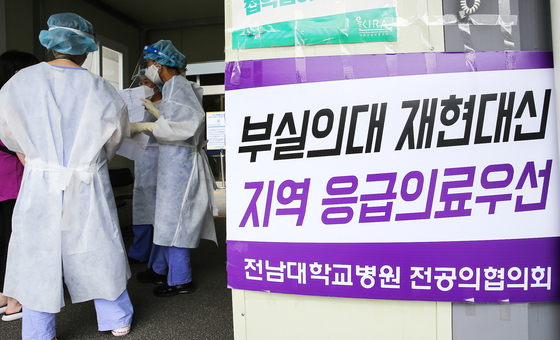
[{"xmin": 231, "ymin": 0, "xmax": 397, "ymax": 49}]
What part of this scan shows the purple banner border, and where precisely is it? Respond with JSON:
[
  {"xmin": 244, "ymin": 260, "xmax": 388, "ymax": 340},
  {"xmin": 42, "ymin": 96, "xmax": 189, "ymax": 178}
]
[
  {"xmin": 225, "ymin": 51, "xmax": 553, "ymax": 91},
  {"xmin": 227, "ymin": 237, "xmax": 560, "ymax": 303}
]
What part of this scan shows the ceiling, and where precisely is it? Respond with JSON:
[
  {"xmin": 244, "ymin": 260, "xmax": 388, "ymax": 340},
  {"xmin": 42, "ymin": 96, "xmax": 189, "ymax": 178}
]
[{"xmin": 87, "ymin": 0, "xmax": 225, "ymax": 29}]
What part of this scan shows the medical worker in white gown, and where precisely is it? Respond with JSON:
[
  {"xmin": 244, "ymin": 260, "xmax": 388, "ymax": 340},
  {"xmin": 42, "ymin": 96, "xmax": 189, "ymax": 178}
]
[
  {"xmin": 133, "ymin": 40, "xmax": 217, "ymax": 297},
  {"xmin": 128, "ymin": 71, "xmax": 162, "ymax": 263},
  {"xmin": 0, "ymin": 13, "xmax": 133, "ymax": 339}
]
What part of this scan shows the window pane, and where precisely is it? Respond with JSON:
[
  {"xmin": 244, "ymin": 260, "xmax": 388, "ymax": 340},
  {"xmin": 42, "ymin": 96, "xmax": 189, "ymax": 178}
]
[
  {"xmin": 102, "ymin": 46, "xmax": 122, "ymax": 90},
  {"xmin": 82, "ymin": 50, "xmax": 100, "ymax": 75},
  {"xmin": 200, "ymin": 73, "xmax": 225, "ymax": 86},
  {"xmin": 203, "ymin": 94, "xmax": 225, "ymax": 112}
]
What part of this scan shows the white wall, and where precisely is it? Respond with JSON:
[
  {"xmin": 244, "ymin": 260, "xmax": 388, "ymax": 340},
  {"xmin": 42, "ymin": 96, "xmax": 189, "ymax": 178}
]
[{"xmin": 233, "ymin": 290, "xmax": 452, "ymax": 340}]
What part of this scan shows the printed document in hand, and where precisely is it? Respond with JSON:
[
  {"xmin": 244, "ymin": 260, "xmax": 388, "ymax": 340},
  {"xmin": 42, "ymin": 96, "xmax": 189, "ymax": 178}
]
[
  {"xmin": 118, "ymin": 86, "xmax": 146, "ymax": 123},
  {"xmin": 117, "ymin": 132, "xmax": 149, "ymax": 162},
  {"xmin": 117, "ymin": 86, "xmax": 150, "ymax": 162}
]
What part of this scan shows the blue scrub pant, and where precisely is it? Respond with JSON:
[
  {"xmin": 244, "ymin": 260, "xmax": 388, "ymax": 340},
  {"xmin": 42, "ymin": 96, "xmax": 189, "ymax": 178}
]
[
  {"xmin": 22, "ymin": 290, "xmax": 133, "ymax": 340},
  {"xmin": 128, "ymin": 224, "xmax": 153, "ymax": 262},
  {"xmin": 148, "ymin": 245, "xmax": 191, "ymax": 286}
]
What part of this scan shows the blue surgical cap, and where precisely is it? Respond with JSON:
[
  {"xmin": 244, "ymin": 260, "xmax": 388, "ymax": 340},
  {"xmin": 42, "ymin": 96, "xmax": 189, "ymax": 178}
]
[
  {"xmin": 143, "ymin": 40, "xmax": 187, "ymax": 70},
  {"xmin": 138, "ymin": 69, "xmax": 164, "ymax": 92},
  {"xmin": 39, "ymin": 13, "xmax": 98, "ymax": 55}
]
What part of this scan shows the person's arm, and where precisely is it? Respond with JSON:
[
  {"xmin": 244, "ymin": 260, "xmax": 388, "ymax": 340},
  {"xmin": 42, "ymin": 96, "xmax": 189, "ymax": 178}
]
[
  {"xmin": 130, "ymin": 122, "xmax": 154, "ymax": 137},
  {"xmin": 140, "ymin": 98, "xmax": 159, "ymax": 119},
  {"xmin": 16, "ymin": 152, "xmax": 25, "ymax": 166},
  {"xmin": 153, "ymin": 107, "xmax": 204, "ymax": 143},
  {"xmin": 153, "ymin": 83, "xmax": 205, "ymax": 143},
  {"xmin": 104, "ymin": 103, "xmax": 130, "ymax": 161}
]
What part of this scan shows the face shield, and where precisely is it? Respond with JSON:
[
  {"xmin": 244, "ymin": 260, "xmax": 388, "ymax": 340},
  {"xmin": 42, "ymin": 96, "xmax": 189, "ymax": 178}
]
[
  {"xmin": 130, "ymin": 43, "xmax": 188, "ymax": 87},
  {"xmin": 130, "ymin": 45, "xmax": 162, "ymax": 88}
]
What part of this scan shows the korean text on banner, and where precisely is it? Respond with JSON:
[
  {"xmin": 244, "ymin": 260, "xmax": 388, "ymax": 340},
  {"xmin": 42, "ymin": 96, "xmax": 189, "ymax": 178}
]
[{"xmin": 225, "ymin": 52, "xmax": 560, "ymax": 303}]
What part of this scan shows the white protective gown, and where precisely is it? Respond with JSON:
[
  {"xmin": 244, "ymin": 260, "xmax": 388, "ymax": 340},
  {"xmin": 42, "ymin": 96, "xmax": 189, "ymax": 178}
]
[
  {"xmin": 0, "ymin": 62, "xmax": 131, "ymax": 313},
  {"xmin": 132, "ymin": 101, "xmax": 161, "ymax": 225},
  {"xmin": 152, "ymin": 75, "xmax": 217, "ymax": 248}
]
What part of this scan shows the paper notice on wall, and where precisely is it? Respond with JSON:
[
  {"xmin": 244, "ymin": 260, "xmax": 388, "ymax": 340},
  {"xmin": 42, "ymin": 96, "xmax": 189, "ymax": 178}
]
[{"xmin": 207, "ymin": 111, "xmax": 226, "ymax": 150}]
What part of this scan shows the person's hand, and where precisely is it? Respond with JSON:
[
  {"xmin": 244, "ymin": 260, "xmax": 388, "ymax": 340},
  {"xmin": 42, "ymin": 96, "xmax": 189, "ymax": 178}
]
[
  {"xmin": 140, "ymin": 98, "xmax": 159, "ymax": 119},
  {"xmin": 130, "ymin": 122, "xmax": 154, "ymax": 137}
]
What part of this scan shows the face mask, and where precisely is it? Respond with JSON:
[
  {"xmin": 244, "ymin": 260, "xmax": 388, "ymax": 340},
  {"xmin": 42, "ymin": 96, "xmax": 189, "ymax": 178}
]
[
  {"xmin": 142, "ymin": 85, "xmax": 156, "ymax": 100},
  {"xmin": 145, "ymin": 64, "xmax": 162, "ymax": 83}
]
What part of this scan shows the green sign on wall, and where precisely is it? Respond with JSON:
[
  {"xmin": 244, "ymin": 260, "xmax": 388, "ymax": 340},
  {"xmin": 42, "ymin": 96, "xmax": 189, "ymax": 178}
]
[{"xmin": 233, "ymin": 7, "xmax": 397, "ymax": 49}]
